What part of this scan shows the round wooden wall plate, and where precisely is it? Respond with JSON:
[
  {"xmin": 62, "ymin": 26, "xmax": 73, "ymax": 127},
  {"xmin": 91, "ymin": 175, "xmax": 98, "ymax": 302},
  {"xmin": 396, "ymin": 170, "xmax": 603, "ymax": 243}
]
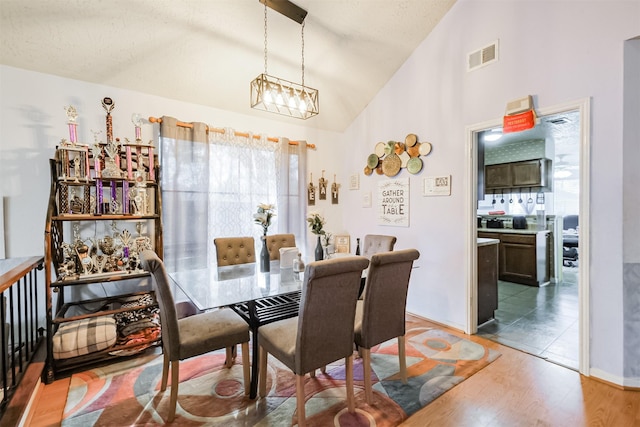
[
  {"xmin": 405, "ymin": 133, "xmax": 418, "ymax": 147},
  {"xmin": 374, "ymin": 142, "xmax": 386, "ymax": 157},
  {"xmin": 364, "ymin": 165, "xmax": 373, "ymax": 175},
  {"xmin": 382, "ymin": 153, "xmax": 401, "ymax": 176}
]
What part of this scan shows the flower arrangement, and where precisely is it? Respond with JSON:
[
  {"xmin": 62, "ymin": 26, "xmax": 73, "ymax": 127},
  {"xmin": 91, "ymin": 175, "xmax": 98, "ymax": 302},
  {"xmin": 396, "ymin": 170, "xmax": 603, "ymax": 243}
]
[
  {"xmin": 254, "ymin": 203, "xmax": 276, "ymax": 236},
  {"xmin": 306, "ymin": 212, "xmax": 326, "ymax": 235}
]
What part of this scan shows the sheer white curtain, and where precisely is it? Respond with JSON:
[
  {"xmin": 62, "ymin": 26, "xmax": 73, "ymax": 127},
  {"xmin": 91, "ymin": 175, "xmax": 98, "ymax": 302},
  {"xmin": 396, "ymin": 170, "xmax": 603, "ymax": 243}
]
[{"xmin": 159, "ymin": 117, "xmax": 307, "ymax": 271}]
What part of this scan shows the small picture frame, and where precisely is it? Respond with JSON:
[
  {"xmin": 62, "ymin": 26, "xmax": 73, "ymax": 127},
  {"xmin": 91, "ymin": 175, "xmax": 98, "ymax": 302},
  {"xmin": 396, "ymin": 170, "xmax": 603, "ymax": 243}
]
[
  {"xmin": 349, "ymin": 174, "xmax": 359, "ymax": 190},
  {"xmin": 334, "ymin": 235, "xmax": 350, "ymax": 253}
]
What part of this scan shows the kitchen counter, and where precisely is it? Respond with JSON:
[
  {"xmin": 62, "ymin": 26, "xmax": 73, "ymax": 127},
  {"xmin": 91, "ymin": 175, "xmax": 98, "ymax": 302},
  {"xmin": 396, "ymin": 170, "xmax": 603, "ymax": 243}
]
[
  {"xmin": 477, "ymin": 237, "xmax": 499, "ymax": 246},
  {"xmin": 478, "ymin": 228, "xmax": 550, "ymax": 235}
]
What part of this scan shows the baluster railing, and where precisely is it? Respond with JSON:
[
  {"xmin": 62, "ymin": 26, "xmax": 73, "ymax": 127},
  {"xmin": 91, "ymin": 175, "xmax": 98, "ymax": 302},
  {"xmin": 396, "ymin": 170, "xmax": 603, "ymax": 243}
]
[{"xmin": 0, "ymin": 256, "xmax": 45, "ymax": 418}]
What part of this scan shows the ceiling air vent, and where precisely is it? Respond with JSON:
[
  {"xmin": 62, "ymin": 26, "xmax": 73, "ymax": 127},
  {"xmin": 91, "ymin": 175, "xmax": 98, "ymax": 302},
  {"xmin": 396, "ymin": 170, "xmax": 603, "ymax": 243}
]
[{"xmin": 467, "ymin": 40, "xmax": 499, "ymax": 71}]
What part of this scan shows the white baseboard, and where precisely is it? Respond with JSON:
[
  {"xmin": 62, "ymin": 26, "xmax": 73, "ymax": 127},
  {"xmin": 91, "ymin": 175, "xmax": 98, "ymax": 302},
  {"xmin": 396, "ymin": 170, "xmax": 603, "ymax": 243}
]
[
  {"xmin": 590, "ymin": 368, "xmax": 640, "ymax": 389},
  {"xmin": 19, "ymin": 378, "xmax": 43, "ymax": 427}
]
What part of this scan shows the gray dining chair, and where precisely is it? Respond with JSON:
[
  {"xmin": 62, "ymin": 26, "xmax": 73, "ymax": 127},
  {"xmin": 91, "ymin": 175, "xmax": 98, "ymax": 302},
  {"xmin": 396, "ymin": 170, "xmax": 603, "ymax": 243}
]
[
  {"xmin": 214, "ymin": 236, "xmax": 256, "ymax": 266},
  {"xmin": 266, "ymin": 233, "xmax": 296, "ymax": 260},
  {"xmin": 139, "ymin": 250, "xmax": 251, "ymax": 422},
  {"xmin": 257, "ymin": 256, "xmax": 370, "ymax": 427},
  {"xmin": 354, "ymin": 248, "xmax": 420, "ymax": 404},
  {"xmin": 362, "ymin": 234, "xmax": 397, "ymax": 258}
]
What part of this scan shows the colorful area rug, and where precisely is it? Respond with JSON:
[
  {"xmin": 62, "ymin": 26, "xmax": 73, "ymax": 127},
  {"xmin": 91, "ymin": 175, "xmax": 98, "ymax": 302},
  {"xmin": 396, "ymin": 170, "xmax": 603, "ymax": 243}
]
[{"xmin": 62, "ymin": 316, "xmax": 500, "ymax": 426}]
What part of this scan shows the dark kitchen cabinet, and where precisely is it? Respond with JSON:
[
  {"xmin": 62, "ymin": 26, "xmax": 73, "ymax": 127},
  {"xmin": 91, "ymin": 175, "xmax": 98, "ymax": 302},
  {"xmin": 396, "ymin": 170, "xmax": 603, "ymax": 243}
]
[
  {"xmin": 484, "ymin": 163, "xmax": 511, "ymax": 190},
  {"xmin": 477, "ymin": 231, "xmax": 550, "ymax": 286},
  {"xmin": 477, "ymin": 240, "xmax": 499, "ymax": 324},
  {"xmin": 499, "ymin": 233, "xmax": 549, "ymax": 286},
  {"xmin": 484, "ymin": 158, "xmax": 551, "ymax": 191}
]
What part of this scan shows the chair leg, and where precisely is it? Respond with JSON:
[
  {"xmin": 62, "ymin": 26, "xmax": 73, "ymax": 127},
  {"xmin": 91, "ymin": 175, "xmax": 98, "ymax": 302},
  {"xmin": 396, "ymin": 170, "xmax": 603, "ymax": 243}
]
[
  {"xmin": 398, "ymin": 335, "xmax": 407, "ymax": 384},
  {"xmin": 345, "ymin": 354, "xmax": 355, "ymax": 413},
  {"xmin": 161, "ymin": 350, "xmax": 170, "ymax": 392},
  {"xmin": 320, "ymin": 365, "xmax": 326, "ymax": 374},
  {"xmin": 225, "ymin": 345, "xmax": 236, "ymax": 368},
  {"xmin": 296, "ymin": 374, "xmax": 306, "ymax": 427},
  {"xmin": 361, "ymin": 347, "xmax": 373, "ymax": 404},
  {"xmin": 168, "ymin": 360, "xmax": 179, "ymax": 422},
  {"xmin": 241, "ymin": 341, "xmax": 250, "ymax": 395},
  {"xmin": 259, "ymin": 346, "xmax": 268, "ymax": 398},
  {"xmin": 309, "ymin": 369, "xmax": 316, "ymax": 378}
]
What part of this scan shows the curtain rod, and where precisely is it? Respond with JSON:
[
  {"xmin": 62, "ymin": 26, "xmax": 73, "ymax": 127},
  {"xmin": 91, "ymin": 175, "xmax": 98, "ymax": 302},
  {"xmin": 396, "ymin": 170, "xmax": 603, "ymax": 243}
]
[{"xmin": 147, "ymin": 116, "xmax": 315, "ymax": 149}]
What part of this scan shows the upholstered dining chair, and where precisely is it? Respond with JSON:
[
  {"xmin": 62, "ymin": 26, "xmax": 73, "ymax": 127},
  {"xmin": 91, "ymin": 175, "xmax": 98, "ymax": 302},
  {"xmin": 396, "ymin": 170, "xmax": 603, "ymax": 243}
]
[
  {"xmin": 266, "ymin": 233, "xmax": 296, "ymax": 260},
  {"xmin": 139, "ymin": 250, "xmax": 251, "ymax": 422},
  {"xmin": 354, "ymin": 248, "xmax": 420, "ymax": 404},
  {"xmin": 258, "ymin": 256, "xmax": 370, "ymax": 427},
  {"xmin": 362, "ymin": 234, "xmax": 397, "ymax": 258},
  {"xmin": 214, "ymin": 236, "xmax": 256, "ymax": 266}
]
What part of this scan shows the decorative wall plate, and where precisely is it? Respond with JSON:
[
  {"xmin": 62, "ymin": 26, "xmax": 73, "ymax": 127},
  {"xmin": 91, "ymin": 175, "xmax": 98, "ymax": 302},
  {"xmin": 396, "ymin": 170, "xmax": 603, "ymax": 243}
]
[
  {"xmin": 384, "ymin": 141, "xmax": 396, "ymax": 156},
  {"xmin": 375, "ymin": 142, "xmax": 386, "ymax": 157},
  {"xmin": 399, "ymin": 151, "xmax": 410, "ymax": 168},
  {"xmin": 405, "ymin": 133, "xmax": 418, "ymax": 147},
  {"xmin": 382, "ymin": 153, "xmax": 401, "ymax": 176},
  {"xmin": 367, "ymin": 153, "xmax": 380, "ymax": 169},
  {"xmin": 407, "ymin": 156, "xmax": 423, "ymax": 174},
  {"xmin": 419, "ymin": 141, "xmax": 433, "ymax": 156},
  {"xmin": 407, "ymin": 143, "xmax": 420, "ymax": 157},
  {"xmin": 394, "ymin": 142, "xmax": 405, "ymax": 155},
  {"xmin": 364, "ymin": 165, "xmax": 373, "ymax": 175},
  {"xmin": 375, "ymin": 164, "xmax": 384, "ymax": 175}
]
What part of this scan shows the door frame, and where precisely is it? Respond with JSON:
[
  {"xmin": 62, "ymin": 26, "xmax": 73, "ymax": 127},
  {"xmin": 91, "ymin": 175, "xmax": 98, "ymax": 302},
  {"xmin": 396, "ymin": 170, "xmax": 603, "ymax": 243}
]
[{"xmin": 464, "ymin": 97, "xmax": 590, "ymax": 376}]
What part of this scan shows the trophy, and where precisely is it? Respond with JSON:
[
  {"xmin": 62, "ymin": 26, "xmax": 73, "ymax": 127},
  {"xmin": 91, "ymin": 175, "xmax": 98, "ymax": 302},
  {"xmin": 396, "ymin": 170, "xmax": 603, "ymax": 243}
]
[
  {"xmin": 64, "ymin": 105, "xmax": 78, "ymax": 144},
  {"xmin": 101, "ymin": 97, "xmax": 115, "ymax": 143}
]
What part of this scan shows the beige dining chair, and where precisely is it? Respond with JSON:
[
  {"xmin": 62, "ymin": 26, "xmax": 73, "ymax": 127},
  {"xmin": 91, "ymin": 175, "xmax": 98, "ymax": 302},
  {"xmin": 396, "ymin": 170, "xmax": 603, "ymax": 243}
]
[
  {"xmin": 139, "ymin": 250, "xmax": 251, "ymax": 422},
  {"xmin": 266, "ymin": 233, "xmax": 296, "ymax": 260},
  {"xmin": 214, "ymin": 236, "xmax": 256, "ymax": 266},
  {"xmin": 258, "ymin": 256, "xmax": 370, "ymax": 427},
  {"xmin": 354, "ymin": 248, "xmax": 420, "ymax": 404},
  {"xmin": 362, "ymin": 234, "xmax": 397, "ymax": 258}
]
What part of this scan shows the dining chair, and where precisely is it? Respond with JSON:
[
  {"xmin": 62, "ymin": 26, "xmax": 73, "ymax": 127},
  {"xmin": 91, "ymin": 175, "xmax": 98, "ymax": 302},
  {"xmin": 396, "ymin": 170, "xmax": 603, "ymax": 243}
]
[
  {"xmin": 214, "ymin": 236, "xmax": 256, "ymax": 266},
  {"xmin": 258, "ymin": 256, "xmax": 370, "ymax": 427},
  {"xmin": 139, "ymin": 250, "xmax": 251, "ymax": 422},
  {"xmin": 266, "ymin": 233, "xmax": 296, "ymax": 260},
  {"xmin": 354, "ymin": 248, "xmax": 420, "ymax": 404},
  {"xmin": 362, "ymin": 234, "xmax": 397, "ymax": 258}
]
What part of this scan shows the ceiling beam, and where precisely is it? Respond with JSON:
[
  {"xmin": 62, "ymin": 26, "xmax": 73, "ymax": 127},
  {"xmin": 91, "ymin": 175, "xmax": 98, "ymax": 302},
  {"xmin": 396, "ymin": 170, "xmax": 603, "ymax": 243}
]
[{"xmin": 259, "ymin": 0, "xmax": 307, "ymax": 24}]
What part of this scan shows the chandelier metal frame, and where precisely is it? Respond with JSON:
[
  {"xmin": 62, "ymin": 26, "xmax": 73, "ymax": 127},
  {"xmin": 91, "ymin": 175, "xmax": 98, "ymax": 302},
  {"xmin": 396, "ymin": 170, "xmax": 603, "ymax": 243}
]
[{"xmin": 250, "ymin": 0, "xmax": 319, "ymax": 120}]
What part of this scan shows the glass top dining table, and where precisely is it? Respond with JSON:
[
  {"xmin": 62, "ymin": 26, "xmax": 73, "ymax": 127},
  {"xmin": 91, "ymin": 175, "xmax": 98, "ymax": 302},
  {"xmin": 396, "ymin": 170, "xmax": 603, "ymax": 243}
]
[
  {"xmin": 169, "ymin": 261, "xmax": 301, "ymax": 312},
  {"xmin": 168, "ymin": 260, "xmax": 304, "ymax": 399}
]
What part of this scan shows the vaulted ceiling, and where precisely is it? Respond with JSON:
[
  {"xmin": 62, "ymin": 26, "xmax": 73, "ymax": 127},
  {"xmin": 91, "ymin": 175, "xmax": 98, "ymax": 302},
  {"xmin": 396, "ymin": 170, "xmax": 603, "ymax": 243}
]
[{"xmin": 0, "ymin": 0, "xmax": 457, "ymax": 132}]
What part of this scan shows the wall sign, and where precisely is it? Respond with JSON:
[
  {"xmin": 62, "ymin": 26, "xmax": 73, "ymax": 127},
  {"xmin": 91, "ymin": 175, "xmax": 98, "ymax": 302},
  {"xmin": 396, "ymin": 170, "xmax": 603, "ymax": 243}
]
[{"xmin": 378, "ymin": 178, "xmax": 409, "ymax": 227}]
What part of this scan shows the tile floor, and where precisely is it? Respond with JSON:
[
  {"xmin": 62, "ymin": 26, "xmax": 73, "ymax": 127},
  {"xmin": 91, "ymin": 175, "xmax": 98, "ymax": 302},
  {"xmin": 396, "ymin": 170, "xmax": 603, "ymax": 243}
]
[{"xmin": 477, "ymin": 265, "xmax": 579, "ymax": 370}]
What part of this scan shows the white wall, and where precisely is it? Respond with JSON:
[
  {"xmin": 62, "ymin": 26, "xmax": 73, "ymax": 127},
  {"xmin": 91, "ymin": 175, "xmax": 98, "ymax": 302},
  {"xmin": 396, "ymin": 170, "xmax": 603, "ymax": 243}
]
[
  {"xmin": 0, "ymin": 65, "xmax": 344, "ymax": 259},
  {"xmin": 2, "ymin": 0, "xmax": 638, "ymax": 385},
  {"xmin": 340, "ymin": 0, "xmax": 639, "ymax": 382}
]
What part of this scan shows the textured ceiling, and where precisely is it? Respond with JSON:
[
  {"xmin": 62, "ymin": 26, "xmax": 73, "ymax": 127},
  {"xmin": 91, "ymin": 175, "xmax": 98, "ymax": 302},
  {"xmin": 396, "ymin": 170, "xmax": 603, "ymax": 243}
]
[{"xmin": 0, "ymin": 0, "xmax": 457, "ymax": 132}]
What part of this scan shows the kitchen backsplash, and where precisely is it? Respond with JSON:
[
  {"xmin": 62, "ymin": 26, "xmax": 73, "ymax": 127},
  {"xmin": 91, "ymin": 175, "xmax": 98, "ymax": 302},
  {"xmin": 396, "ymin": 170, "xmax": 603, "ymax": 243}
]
[
  {"xmin": 478, "ymin": 214, "xmax": 556, "ymax": 230},
  {"xmin": 485, "ymin": 139, "xmax": 546, "ymax": 165}
]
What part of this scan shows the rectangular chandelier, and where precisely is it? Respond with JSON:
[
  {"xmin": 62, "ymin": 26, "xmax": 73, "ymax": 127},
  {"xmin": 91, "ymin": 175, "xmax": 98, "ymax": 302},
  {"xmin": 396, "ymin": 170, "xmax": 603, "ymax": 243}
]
[{"xmin": 250, "ymin": 73, "xmax": 319, "ymax": 120}]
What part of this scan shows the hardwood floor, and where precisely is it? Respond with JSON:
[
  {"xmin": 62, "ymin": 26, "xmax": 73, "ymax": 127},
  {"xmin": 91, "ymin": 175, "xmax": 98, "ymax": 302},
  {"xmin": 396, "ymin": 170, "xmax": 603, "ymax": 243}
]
[{"xmin": 29, "ymin": 318, "xmax": 640, "ymax": 427}]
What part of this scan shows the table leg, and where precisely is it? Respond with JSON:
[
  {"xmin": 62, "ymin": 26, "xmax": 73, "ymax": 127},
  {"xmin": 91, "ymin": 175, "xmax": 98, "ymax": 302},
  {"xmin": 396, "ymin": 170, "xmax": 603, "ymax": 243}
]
[{"xmin": 247, "ymin": 300, "xmax": 259, "ymax": 399}]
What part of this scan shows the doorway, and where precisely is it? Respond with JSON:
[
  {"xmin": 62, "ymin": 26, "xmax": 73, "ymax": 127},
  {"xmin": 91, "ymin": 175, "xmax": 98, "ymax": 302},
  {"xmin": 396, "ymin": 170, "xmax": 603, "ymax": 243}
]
[{"xmin": 465, "ymin": 99, "xmax": 590, "ymax": 375}]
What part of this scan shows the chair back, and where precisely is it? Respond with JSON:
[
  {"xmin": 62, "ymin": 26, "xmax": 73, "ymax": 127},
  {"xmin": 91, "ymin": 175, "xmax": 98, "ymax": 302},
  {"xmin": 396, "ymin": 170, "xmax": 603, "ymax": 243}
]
[
  {"xmin": 362, "ymin": 234, "xmax": 397, "ymax": 258},
  {"xmin": 266, "ymin": 234, "xmax": 296, "ymax": 260},
  {"xmin": 214, "ymin": 236, "xmax": 256, "ymax": 266},
  {"xmin": 139, "ymin": 250, "xmax": 180, "ymax": 361},
  {"xmin": 359, "ymin": 249, "xmax": 419, "ymax": 349},
  {"xmin": 295, "ymin": 256, "xmax": 369, "ymax": 374},
  {"xmin": 563, "ymin": 215, "xmax": 579, "ymax": 231}
]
